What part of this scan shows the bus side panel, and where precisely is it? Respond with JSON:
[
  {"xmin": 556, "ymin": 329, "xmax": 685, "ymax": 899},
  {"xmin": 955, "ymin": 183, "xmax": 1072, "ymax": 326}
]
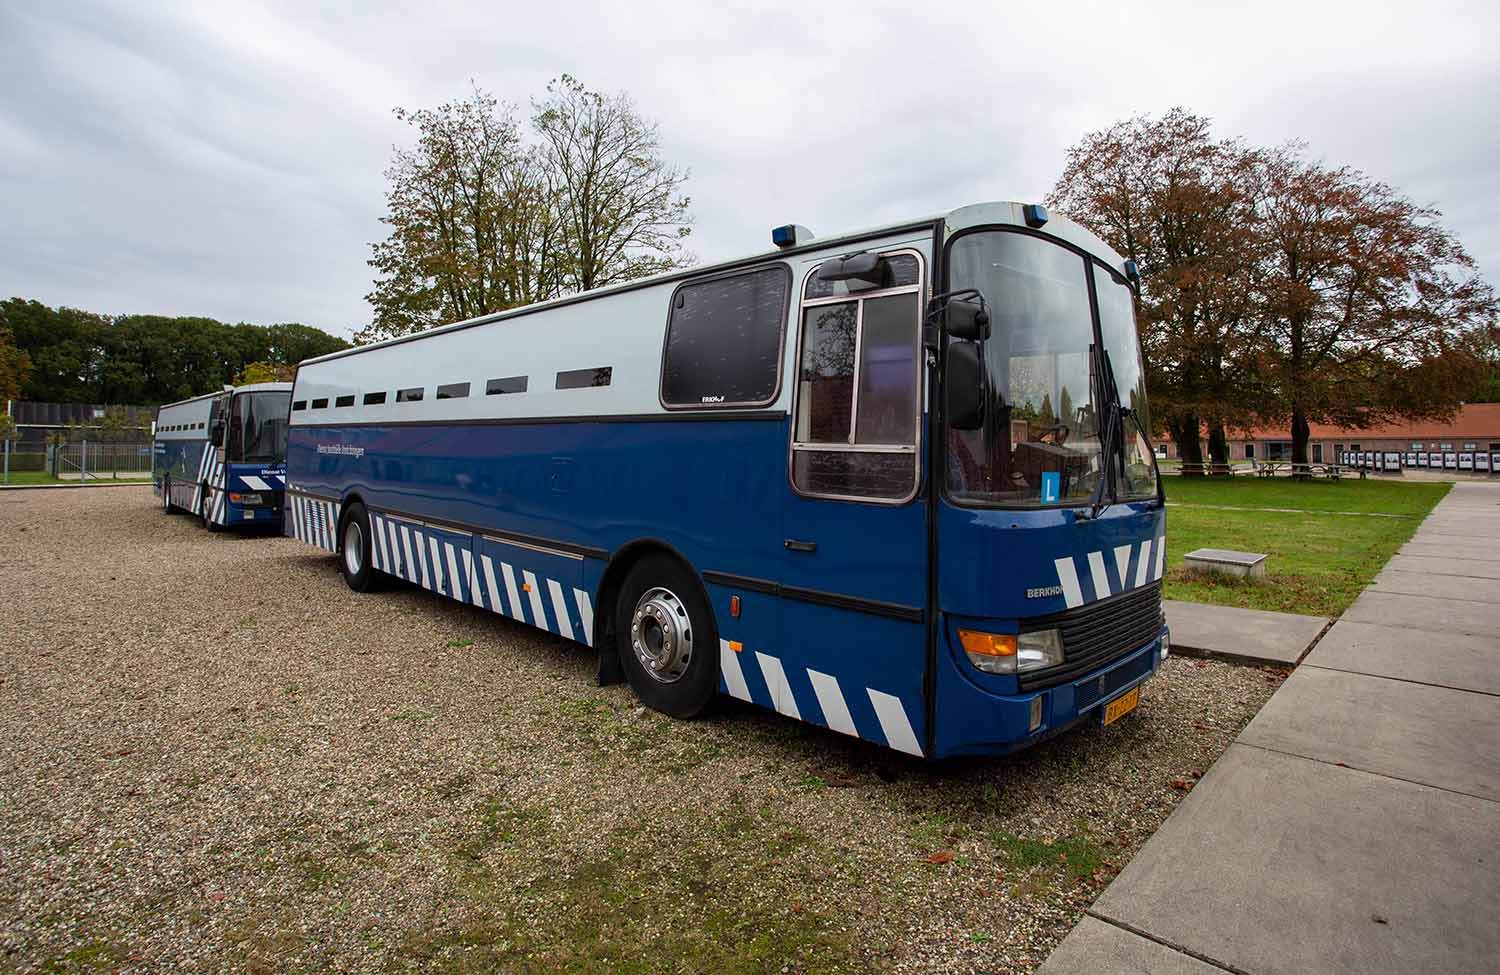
[{"xmin": 285, "ymin": 417, "xmax": 786, "ymax": 586}]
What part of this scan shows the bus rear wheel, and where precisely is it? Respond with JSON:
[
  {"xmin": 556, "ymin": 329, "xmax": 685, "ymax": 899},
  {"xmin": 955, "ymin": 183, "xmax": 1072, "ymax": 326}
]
[
  {"xmin": 614, "ymin": 555, "xmax": 718, "ymax": 718},
  {"xmin": 338, "ymin": 502, "xmax": 378, "ymax": 592},
  {"xmin": 161, "ymin": 477, "xmax": 173, "ymax": 513}
]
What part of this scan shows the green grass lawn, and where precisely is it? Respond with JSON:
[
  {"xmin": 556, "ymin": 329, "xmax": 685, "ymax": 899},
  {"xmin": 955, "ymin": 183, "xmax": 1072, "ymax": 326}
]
[
  {"xmin": 1163, "ymin": 476, "xmax": 1450, "ymax": 616},
  {"xmin": 0, "ymin": 470, "xmax": 151, "ymax": 486}
]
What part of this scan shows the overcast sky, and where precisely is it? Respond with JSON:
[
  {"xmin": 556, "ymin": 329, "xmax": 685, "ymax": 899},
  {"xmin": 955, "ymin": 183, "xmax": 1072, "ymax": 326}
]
[{"xmin": 3, "ymin": 0, "xmax": 1497, "ymax": 339}]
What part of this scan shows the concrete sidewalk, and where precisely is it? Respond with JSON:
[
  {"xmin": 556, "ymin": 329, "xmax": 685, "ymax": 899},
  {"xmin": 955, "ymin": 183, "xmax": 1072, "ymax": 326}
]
[
  {"xmin": 1163, "ymin": 600, "xmax": 1327, "ymax": 667},
  {"xmin": 1041, "ymin": 481, "xmax": 1500, "ymax": 975}
]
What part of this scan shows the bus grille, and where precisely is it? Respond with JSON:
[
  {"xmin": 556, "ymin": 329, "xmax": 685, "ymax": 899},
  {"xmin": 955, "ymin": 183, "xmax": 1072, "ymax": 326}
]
[{"xmin": 1018, "ymin": 582, "xmax": 1164, "ymax": 692}]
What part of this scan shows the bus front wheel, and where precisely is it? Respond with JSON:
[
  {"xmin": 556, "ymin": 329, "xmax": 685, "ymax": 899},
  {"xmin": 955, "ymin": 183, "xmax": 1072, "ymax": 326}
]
[
  {"xmin": 338, "ymin": 502, "xmax": 379, "ymax": 593},
  {"xmin": 614, "ymin": 555, "xmax": 718, "ymax": 719}
]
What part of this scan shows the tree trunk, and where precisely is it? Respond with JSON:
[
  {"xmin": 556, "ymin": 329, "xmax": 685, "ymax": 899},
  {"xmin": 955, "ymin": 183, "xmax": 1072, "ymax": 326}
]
[
  {"xmin": 1207, "ymin": 420, "xmax": 1230, "ymax": 475},
  {"xmin": 1290, "ymin": 408, "xmax": 1311, "ymax": 478},
  {"xmin": 1170, "ymin": 413, "xmax": 1205, "ymax": 475}
]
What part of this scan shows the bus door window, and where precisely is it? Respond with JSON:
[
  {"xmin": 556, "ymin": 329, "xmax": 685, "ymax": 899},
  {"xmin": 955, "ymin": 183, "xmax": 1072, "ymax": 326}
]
[{"xmin": 791, "ymin": 251, "xmax": 923, "ymax": 503}]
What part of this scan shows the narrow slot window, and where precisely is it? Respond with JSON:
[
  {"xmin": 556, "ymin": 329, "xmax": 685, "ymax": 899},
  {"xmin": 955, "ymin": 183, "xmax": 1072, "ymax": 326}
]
[
  {"xmin": 436, "ymin": 382, "xmax": 470, "ymax": 400},
  {"xmin": 396, "ymin": 388, "xmax": 424, "ymax": 403},
  {"xmin": 311, "ymin": 397, "xmax": 328, "ymax": 409},
  {"xmin": 335, "ymin": 394, "xmax": 355, "ymax": 408},
  {"xmin": 292, "ymin": 401, "xmax": 307, "ymax": 411},
  {"xmin": 486, "ymin": 376, "xmax": 528, "ymax": 395},
  {"xmin": 363, "ymin": 391, "xmax": 387, "ymax": 405},
  {"xmin": 556, "ymin": 367, "xmax": 612, "ymax": 389}
]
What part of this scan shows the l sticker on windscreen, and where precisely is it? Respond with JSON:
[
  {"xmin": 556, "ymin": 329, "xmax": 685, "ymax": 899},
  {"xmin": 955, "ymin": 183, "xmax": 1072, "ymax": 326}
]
[{"xmin": 1040, "ymin": 471, "xmax": 1060, "ymax": 504}]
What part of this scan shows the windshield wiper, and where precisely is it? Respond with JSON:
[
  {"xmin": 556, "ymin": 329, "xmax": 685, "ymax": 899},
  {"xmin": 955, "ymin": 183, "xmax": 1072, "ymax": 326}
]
[{"xmin": 1080, "ymin": 346, "xmax": 1125, "ymax": 520}]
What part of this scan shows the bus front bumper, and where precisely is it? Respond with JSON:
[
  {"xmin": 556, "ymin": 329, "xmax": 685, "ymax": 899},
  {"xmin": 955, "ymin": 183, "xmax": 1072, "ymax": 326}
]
[{"xmin": 932, "ymin": 625, "xmax": 1169, "ymax": 759}]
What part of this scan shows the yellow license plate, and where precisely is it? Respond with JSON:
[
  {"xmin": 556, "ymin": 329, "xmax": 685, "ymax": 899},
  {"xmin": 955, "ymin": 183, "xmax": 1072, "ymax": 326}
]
[{"xmin": 1102, "ymin": 687, "xmax": 1140, "ymax": 726}]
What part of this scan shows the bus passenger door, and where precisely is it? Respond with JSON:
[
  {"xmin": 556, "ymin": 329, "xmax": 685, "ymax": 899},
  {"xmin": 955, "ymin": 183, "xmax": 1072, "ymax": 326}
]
[{"xmin": 772, "ymin": 273, "xmax": 930, "ymax": 756}]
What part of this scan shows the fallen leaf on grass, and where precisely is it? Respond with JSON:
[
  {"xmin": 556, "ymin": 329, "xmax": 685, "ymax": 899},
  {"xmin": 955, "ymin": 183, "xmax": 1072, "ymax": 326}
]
[{"xmin": 925, "ymin": 850, "xmax": 956, "ymax": 865}]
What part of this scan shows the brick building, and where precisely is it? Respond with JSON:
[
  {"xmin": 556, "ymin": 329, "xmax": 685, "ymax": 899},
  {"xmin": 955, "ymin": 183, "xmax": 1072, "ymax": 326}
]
[{"xmin": 1164, "ymin": 402, "xmax": 1500, "ymax": 465}]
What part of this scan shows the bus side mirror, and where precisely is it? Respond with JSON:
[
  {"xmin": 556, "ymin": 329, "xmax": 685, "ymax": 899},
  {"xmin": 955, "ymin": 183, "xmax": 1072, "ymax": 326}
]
[
  {"xmin": 816, "ymin": 252, "xmax": 884, "ymax": 286},
  {"xmin": 947, "ymin": 299, "xmax": 990, "ymax": 341},
  {"xmin": 946, "ymin": 342, "xmax": 986, "ymax": 431}
]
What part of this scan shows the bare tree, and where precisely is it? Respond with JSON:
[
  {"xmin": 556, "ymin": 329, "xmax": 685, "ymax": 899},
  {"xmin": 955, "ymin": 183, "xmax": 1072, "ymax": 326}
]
[
  {"xmin": 362, "ymin": 87, "xmax": 564, "ymax": 343},
  {"xmin": 533, "ymin": 75, "xmax": 693, "ymax": 293}
]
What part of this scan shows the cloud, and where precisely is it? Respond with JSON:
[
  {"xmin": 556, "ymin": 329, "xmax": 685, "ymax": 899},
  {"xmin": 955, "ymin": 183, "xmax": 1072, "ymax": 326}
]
[{"xmin": 2, "ymin": 0, "xmax": 1496, "ymax": 339}]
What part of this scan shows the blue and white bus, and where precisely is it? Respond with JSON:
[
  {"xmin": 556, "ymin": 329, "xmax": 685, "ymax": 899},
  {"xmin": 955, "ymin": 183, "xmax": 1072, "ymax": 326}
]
[
  {"xmin": 155, "ymin": 382, "xmax": 292, "ymax": 529},
  {"xmin": 284, "ymin": 201, "xmax": 1167, "ymax": 758}
]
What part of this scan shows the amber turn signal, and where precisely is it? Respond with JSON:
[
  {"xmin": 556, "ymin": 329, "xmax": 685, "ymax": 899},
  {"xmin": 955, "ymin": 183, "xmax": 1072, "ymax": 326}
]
[{"xmin": 958, "ymin": 630, "xmax": 1017, "ymax": 658}]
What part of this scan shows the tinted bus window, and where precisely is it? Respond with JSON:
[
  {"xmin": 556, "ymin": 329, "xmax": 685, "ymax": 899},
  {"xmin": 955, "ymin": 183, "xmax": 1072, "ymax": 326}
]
[
  {"xmin": 486, "ymin": 376, "xmax": 527, "ymax": 395},
  {"xmin": 557, "ymin": 367, "xmax": 612, "ymax": 389},
  {"xmin": 436, "ymin": 382, "xmax": 470, "ymax": 400},
  {"xmin": 662, "ymin": 266, "xmax": 789, "ymax": 408}
]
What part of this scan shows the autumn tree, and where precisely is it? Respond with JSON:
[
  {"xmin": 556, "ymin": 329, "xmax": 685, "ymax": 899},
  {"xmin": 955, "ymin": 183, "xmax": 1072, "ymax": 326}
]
[
  {"xmin": 361, "ymin": 78, "xmax": 692, "ymax": 344},
  {"xmin": 0, "ymin": 323, "xmax": 32, "ymax": 404},
  {"xmin": 533, "ymin": 75, "xmax": 692, "ymax": 293},
  {"xmin": 1247, "ymin": 147, "xmax": 1495, "ymax": 464},
  {"xmin": 1047, "ymin": 110, "xmax": 1264, "ymax": 473},
  {"xmin": 234, "ymin": 360, "xmax": 295, "ymax": 384}
]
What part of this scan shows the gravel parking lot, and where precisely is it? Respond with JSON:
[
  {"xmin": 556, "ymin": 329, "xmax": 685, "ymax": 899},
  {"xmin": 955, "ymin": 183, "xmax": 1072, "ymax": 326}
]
[{"xmin": 0, "ymin": 487, "xmax": 1283, "ymax": 973}]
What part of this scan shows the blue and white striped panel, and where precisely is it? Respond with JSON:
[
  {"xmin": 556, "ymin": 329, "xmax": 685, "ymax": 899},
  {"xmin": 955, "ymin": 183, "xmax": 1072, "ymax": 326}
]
[
  {"xmin": 288, "ymin": 493, "xmax": 339, "ymax": 552},
  {"xmin": 1052, "ymin": 532, "xmax": 1167, "ymax": 609},
  {"xmin": 718, "ymin": 641, "xmax": 924, "ymax": 757},
  {"xmin": 471, "ymin": 532, "xmax": 594, "ymax": 648}
]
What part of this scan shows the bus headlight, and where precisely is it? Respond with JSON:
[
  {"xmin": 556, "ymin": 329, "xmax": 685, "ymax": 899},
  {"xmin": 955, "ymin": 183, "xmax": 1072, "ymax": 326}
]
[
  {"xmin": 1016, "ymin": 629, "xmax": 1064, "ymax": 672},
  {"xmin": 958, "ymin": 628, "xmax": 1065, "ymax": 675}
]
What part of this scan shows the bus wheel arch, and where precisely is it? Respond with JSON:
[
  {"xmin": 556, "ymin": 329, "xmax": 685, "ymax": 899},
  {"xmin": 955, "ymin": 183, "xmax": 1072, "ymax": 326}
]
[{"xmin": 598, "ymin": 541, "xmax": 720, "ymax": 717}]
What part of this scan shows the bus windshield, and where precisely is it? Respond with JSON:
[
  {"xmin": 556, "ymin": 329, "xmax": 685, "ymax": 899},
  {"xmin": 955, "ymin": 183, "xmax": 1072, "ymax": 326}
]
[
  {"xmin": 945, "ymin": 231, "xmax": 1106, "ymax": 506},
  {"xmin": 228, "ymin": 391, "xmax": 291, "ymax": 464},
  {"xmin": 1093, "ymin": 264, "xmax": 1159, "ymax": 500}
]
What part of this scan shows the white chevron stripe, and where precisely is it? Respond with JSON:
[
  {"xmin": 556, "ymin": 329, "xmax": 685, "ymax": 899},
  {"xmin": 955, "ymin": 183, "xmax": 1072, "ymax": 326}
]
[
  {"xmin": 388, "ymin": 520, "xmax": 403, "ymax": 577},
  {"xmin": 373, "ymin": 516, "xmax": 390, "ymax": 571},
  {"xmin": 1054, "ymin": 557, "xmax": 1084, "ymax": 609},
  {"xmin": 868, "ymin": 689, "xmax": 922, "ymax": 756},
  {"xmin": 481, "ymin": 556, "xmax": 503, "ymax": 614},
  {"xmin": 443, "ymin": 540, "xmax": 461, "ymax": 598},
  {"xmin": 522, "ymin": 570, "xmax": 548, "ymax": 631},
  {"xmin": 400, "ymin": 526, "xmax": 417, "ymax": 584},
  {"xmin": 1114, "ymin": 545, "xmax": 1132, "ymax": 590},
  {"xmin": 1135, "ymin": 539, "xmax": 1153, "ymax": 588},
  {"xmin": 753, "ymin": 652, "xmax": 800, "ymax": 720},
  {"xmin": 1154, "ymin": 535, "xmax": 1166, "ymax": 581},
  {"xmin": 327, "ymin": 503, "xmax": 339, "ymax": 550},
  {"xmin": 414, "ymin": 532, "xmax": 431, "ymax": 588},
  {"xmin": 1088, "ymin": 550, "xmax": 1111, "ymax": 599},
  {"xmin": 547, "ymin": 579, "xmax": 575, "ymax": 641},
  {"xmin": 461, "ymin": 549, "xmax": 476, "ymax": 605},
  {"xmin": 240, "ymin": 475, "xmax": 272, "ymax": 492},
  {"xmin": 573, "ymin": 589, "xmax": 594, "ymax": 647},
  {"xmin": 501, "ymin": 563, "xmax": 523, "ymax": 622},
  {"xmin": 719, "ymin": 640, "xmax": 751, "ymax": 701},
  {"xmin": 807, "ymin": 669, "xmax": 857, "ymax": 737}
]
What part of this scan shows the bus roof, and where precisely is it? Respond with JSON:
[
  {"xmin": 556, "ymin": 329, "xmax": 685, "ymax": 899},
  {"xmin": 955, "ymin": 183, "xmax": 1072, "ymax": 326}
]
[
  {"xmin": 306, "ymin": 201, "xmax": 1127, "ymax": 367},
  {"xmin": 155, "ymin": 382, "xmax": 292, "ymax": 411}
]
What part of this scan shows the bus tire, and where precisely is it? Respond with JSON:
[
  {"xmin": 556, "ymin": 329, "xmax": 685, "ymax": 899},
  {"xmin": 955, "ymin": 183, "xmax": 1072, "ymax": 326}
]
[
  {"xmin": 614, "ymin": 554, "xmax": 718, "ymax": 719},
  {"xmin": 338, "ymin": 502, "xmax": 378, "ymax": 592},
  {"xmin": 161, "ymin": 477, "xmax": 173, "ymax": 513}
]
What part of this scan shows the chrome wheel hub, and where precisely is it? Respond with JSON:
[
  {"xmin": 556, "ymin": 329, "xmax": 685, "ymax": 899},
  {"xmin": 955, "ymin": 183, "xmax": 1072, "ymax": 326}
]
[
  {"xmin": 630, "ymin": 586, "xmax": 694, "ymax": 684},
  {"xmin": 343, "ymin": 521, "xmax": 363, "ymax": 575}
]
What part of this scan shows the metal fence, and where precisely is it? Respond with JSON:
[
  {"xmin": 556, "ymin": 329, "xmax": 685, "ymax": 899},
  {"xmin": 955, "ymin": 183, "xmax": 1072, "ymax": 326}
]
[{"xmin": 50, "ymin": 441, "xmax": 154, "ymax": 480}]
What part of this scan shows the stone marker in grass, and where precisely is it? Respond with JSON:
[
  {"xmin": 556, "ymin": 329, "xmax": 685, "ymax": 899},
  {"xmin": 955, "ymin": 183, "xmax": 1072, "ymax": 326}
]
[{"xmin": 1184, "ymin": 548, "xmax": 1268, "ymax": 579}]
